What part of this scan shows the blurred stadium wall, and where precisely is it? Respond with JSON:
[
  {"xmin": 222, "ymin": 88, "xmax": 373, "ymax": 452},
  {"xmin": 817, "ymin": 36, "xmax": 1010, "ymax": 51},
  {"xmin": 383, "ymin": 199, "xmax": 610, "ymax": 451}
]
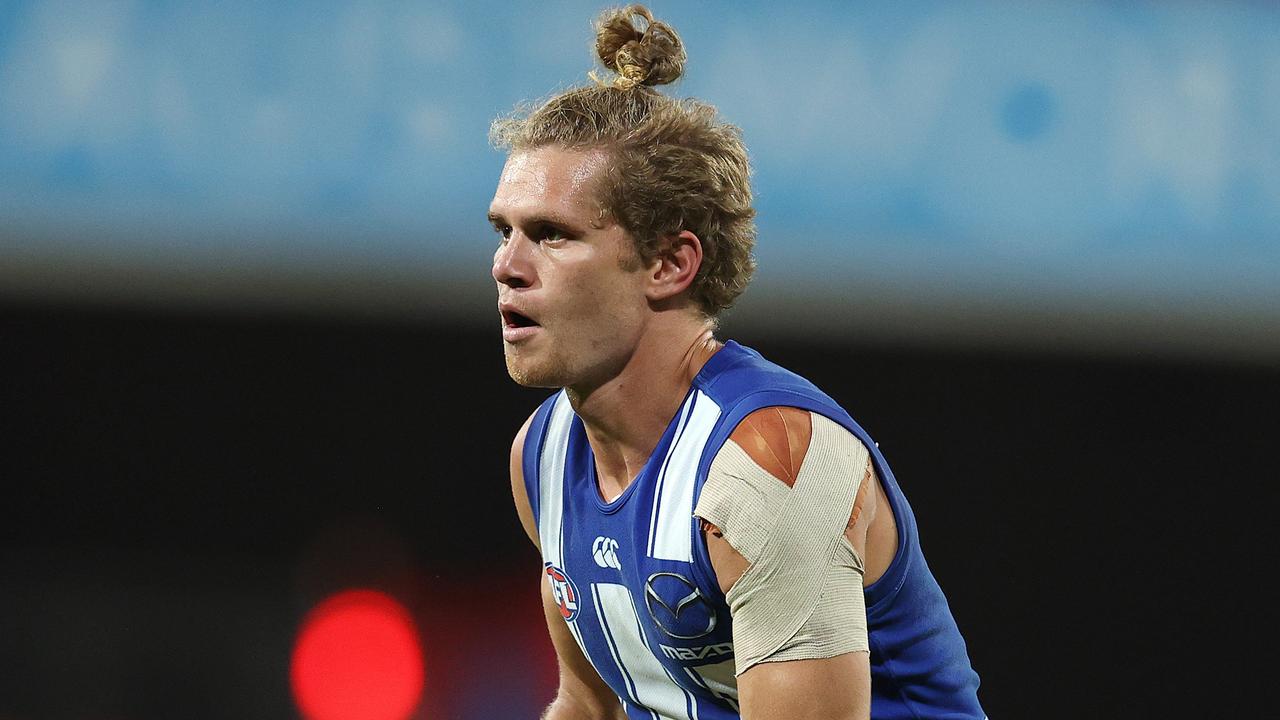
[
  {"xmin": 2, "ymin": 0, "xmax": 1278, "ymax": 360},
  {"xmin": 2, "ymin": 2, "xmax": 1276, "ymax": 719}
]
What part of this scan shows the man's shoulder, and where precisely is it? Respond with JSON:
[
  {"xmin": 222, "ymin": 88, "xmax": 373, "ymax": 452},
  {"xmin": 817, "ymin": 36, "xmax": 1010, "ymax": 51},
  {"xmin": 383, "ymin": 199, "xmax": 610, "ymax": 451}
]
[
  {"xmin": 699, "ymin": 341, "xmax": 836, "ymax": 411},
  {"xmin": 523, "ymin": 390, "xmax": 570, "ymax": 434},
  {"xmin": 692, "ymin": 341, "xmax": 870, "ymax": 473},
  {"xmin": 727, "ymin": 406, "xmax": 813, "ymax": 487},
  {"xmin": 512, "ymin": 390, "xmax": 570, "ymax": 471}
]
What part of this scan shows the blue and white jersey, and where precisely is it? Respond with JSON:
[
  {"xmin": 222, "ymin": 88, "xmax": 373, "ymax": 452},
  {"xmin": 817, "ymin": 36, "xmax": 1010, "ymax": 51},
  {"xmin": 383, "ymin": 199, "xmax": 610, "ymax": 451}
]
[{"xmin": 523, "ymin": 341, "xmax": 984, "ymax": 720}]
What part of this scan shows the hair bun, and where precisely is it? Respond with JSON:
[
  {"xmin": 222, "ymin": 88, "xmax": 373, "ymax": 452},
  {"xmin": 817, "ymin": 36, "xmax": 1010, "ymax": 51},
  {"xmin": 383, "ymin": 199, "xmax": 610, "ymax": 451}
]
[{"xmin": 594, "ymin": 4, "xmax": 686, "ymax": 89}]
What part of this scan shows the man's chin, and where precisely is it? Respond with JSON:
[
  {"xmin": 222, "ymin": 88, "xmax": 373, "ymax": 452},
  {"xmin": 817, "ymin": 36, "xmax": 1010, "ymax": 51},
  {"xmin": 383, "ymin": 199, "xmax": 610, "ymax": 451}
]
[
  {"xmin": 507, "ymin": 372, "xmax": 559, "ymax": 389},
  {"xmin": 504, "ymin": 356, "xmax": 561, "ymax": 389}
]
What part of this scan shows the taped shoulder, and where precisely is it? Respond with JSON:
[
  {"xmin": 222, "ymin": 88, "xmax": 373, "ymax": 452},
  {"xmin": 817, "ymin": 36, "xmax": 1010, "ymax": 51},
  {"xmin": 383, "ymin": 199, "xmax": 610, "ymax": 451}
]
[{"xmin": 729, "ymin": 406, "xmax": 813, "ymax": 488}]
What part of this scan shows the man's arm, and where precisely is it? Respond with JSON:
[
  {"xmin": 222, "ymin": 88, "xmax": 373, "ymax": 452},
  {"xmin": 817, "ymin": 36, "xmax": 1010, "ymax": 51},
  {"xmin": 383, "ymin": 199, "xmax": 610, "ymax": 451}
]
[
  {"xmin": 509, "ymin": 414, "xmax": 627, "ymax": 720},
  {"xmin": 738, "ymin": 654, "xmax": 869, "ymax": 720},
  {"xmin": 699, "ymin": 406, "xmax": 880, "ymax": 720}
]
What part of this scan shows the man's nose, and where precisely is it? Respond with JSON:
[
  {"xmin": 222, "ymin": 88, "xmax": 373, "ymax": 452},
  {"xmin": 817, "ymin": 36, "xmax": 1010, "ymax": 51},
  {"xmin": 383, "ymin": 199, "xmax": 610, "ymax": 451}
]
[{"xmin": 492, "ymin": 233, "xmax": 533, "ymax": 288}]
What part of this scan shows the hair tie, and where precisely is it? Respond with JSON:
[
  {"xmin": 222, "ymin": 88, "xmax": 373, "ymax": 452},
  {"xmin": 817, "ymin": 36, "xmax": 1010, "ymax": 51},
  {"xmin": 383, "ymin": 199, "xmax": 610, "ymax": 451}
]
[{"xmin": 613, "ymin": 47, "xmax": 647, "ymax": 89}]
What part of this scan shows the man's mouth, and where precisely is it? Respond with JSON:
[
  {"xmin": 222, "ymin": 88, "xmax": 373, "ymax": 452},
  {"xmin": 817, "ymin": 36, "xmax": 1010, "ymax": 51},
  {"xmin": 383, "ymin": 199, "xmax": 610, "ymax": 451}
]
[
  {"xmin": 502, "ymin": 309, "xmax": 539, "ymax": 329},
  {"xmin": 500, "ymin": 305, "xmax": 542, "ymax": 343}
]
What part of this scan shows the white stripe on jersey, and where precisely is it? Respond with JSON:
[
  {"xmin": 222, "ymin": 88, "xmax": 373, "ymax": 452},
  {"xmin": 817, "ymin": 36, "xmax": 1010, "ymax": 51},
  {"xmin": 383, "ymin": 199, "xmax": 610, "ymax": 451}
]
[
  {"xmin": 683, "ymin": 661, "xmax": 739, "ymax": 712},
  {"xmin": 649, "ymin": 391, "xmax": 721, "ymax": 562},
  {"xmin": 593, "ymin": 583, "xmax": 694, "ymax": 720},
  {"xmin": 591, "ymin": 585, "xmax": 647, "ymax": 715},
  {"xmin": 647, "ymin": 394, "xmax": 695, "ymax": 558},
  {"xmin": 538, "ymin": 392, "xmax": 574, "ymax": 568}
]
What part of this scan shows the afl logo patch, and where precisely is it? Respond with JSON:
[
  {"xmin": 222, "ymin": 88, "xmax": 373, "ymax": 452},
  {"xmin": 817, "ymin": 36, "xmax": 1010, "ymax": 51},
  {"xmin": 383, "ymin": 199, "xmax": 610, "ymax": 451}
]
[{"xmin": 545, "ymin": 564, "xmax": 581, "ymax": 622}]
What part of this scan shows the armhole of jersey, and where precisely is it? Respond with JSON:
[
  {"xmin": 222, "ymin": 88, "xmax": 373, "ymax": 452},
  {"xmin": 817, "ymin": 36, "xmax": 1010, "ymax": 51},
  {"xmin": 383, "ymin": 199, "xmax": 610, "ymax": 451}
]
[
  {"xmin": 861, "ymin": 442, "xmax": 917, "ymax": 612},
  {"xmin": 521, "ymin": 392, "xmax": 562, "ymax": 529},
  {"xmin": 690, "ymin": 389, "xmax": 919, "ymax": 611}
]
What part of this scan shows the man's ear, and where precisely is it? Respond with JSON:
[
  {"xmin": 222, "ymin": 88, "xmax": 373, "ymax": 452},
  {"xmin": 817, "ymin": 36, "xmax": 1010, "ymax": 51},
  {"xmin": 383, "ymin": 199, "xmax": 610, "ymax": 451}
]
[{"xmin": 645, "ymin": 230, "xmax": 703, "ymax": 302}]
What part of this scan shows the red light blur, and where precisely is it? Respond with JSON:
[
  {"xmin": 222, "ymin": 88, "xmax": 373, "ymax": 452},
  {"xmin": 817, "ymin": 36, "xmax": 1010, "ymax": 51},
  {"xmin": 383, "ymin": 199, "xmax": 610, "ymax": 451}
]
[{"xmin": 291, "ymin": 589, "xmax": 425, "ymax": 720}]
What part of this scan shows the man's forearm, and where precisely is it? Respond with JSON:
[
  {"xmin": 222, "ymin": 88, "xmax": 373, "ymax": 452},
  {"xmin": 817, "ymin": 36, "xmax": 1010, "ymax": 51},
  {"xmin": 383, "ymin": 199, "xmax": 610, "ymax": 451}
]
[{"xmin": 541, "ymin": 694, "xmax": 626, "ymax": 720}]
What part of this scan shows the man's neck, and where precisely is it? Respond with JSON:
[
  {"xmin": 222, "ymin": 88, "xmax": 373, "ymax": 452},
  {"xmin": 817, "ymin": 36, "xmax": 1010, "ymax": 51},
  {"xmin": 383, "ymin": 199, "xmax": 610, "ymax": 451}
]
[{"xmin": 567, "ymin": 320, "xmax": 722, "ymax": 502}]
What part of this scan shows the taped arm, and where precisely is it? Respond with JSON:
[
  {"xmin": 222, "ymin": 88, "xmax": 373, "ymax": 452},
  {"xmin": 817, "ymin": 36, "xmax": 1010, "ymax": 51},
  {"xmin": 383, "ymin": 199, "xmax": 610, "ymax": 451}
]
[
  {"xmin": 510, "ymin": 415, "xmax": 627, "ymax": 720},
  {"xmin": 694, "ymin": 407, "xmax": 874, "ymax": 720}
]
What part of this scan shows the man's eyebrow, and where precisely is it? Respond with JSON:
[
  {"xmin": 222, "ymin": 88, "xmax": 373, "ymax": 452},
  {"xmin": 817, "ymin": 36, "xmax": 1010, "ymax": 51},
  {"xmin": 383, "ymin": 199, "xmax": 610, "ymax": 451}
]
[{"xmin": 487, "ymin": 211, "xmax": 583, "ymax": 230}]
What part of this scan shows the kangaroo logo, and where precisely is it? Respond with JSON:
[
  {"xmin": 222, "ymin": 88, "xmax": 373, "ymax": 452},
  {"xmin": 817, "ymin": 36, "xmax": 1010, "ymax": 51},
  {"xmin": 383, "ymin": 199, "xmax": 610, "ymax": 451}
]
[{"xmin": 592, "ymin": 536, "xmax": 622, "ymax": 570}]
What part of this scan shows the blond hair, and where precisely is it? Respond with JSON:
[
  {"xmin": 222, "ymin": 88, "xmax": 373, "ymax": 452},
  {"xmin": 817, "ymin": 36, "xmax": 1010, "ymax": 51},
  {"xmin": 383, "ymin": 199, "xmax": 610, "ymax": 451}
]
[{"xmin": 490, "ymin": 4, "xmax": 756, "ymax": 317}]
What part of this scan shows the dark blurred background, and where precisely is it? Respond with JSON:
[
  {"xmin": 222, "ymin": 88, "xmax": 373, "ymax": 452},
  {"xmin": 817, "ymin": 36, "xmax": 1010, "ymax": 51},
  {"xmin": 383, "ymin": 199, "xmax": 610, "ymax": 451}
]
[{"xmin": 2, "ymin": 2, "xmax": 1278, "ymax": 719}]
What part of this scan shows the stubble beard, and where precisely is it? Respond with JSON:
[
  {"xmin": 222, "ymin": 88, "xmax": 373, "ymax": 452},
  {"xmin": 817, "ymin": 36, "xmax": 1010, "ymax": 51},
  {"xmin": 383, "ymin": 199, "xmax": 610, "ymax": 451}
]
[{"xmin": 504, "ymin": 343, "xmax": 566, "ymax": 389}]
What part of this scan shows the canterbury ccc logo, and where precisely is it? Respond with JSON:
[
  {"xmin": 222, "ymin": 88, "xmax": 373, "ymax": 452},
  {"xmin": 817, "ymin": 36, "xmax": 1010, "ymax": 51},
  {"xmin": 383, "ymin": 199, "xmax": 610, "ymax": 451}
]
[
  {"xmin": 592, "ymin": 536, "xmax": 621, "ymax": 570},
  {"xmin": 545, "ymin": 564, "xmax": 581, "ymax": 622}
]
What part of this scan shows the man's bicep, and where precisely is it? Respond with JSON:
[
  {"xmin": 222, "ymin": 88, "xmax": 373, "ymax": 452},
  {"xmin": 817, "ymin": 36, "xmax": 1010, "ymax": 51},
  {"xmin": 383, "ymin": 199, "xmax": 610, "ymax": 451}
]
[
  {"xmin": 540, "ymin": 575, "xmax": 627, "ymax": 719},
  {"xmin": 695, "ymin": 408, "xmax": 872, "ymax": 675},
  {"xmin": 738, "ymin": 653, "xmax": 870, "ymax": 720}
]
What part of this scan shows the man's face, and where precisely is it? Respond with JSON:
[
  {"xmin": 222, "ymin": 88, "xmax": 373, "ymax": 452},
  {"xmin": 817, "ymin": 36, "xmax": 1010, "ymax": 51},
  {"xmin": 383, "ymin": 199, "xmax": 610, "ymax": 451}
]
[{"xmin": 489, "ymin": 146, "xmax": 651, "ymax": 390}]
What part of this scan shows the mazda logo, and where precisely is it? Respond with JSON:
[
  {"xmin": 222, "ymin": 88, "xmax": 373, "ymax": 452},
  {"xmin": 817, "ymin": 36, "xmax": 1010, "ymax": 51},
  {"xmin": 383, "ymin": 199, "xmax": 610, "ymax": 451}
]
[{"xmin": 643, "ymin": 572, "xmax": 717, "ymax": 640}]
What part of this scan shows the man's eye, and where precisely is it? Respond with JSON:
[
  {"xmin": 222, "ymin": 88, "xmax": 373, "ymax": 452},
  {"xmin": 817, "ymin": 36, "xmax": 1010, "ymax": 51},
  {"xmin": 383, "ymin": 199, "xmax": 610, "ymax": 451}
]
[
  {"xmin": 542, "ymin": 228, "xmax": 568, "ymax": 244},
  {"xmin": 494, "ymin": 225, "xmax": 512, "ymax": 242}
]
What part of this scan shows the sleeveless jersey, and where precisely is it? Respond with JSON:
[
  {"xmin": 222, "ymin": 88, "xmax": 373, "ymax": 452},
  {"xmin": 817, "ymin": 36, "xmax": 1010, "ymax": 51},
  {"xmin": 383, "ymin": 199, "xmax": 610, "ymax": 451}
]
[{"xmin": 522, "ymin": 341, "xmax": 985, "ymax": 719}]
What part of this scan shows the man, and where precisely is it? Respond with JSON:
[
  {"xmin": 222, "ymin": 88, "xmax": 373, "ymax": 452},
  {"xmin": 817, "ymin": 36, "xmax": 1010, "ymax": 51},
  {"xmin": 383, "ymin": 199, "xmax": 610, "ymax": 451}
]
[{"xmin": 489, "ymin": 6, "xmax": 984, "ymax": 719}]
